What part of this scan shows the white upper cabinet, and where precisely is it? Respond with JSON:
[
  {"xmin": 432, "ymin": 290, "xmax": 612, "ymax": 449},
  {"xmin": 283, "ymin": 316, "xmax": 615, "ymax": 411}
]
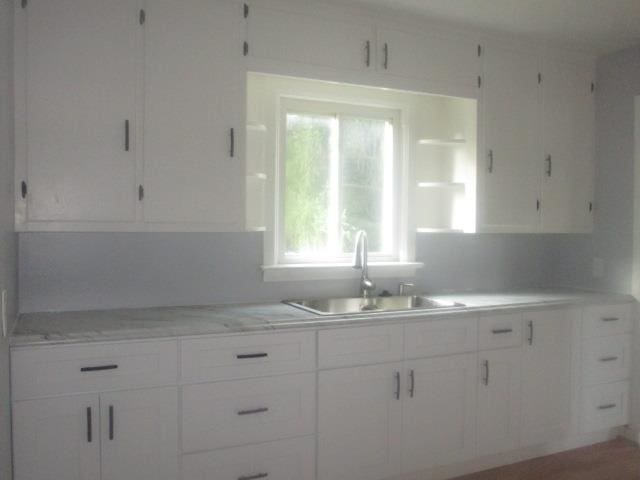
[
  {"xmin": 377, "ymin": 27, "xmax": 479, "ymax": 89},
  {"xmin": 143, "ymin": 0, "xmax": 245, "ymax": 228},
  {"xmin": 478, "ymin": 43, "xmax": 542, "ymax": 232},
  {"xmin": 540, "ymin": 58, "xmax": 595, "ymax": 233},
  {"xmin": 247, "ymin": 4, "xmax": 374, "ymax": 72},
  {"xmin": 16, "ymin": 0, "xmax": 141, "ymax": 225}
]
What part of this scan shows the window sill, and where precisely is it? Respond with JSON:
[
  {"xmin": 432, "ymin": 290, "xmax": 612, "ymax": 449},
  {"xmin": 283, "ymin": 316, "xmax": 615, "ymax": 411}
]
[{"xmin": 262, "ymin": 261, "xmax": 424, "ymax": 282}]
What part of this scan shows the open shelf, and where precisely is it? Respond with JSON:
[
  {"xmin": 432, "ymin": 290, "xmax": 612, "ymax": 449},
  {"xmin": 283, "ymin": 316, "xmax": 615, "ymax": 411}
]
[
  {"xmin": 416, "ymin": 228, "xmax": 464, "ymax": 233},
  {"xmin": 417, "ymin": 182, "xmax": 465, "ymax": 189}
]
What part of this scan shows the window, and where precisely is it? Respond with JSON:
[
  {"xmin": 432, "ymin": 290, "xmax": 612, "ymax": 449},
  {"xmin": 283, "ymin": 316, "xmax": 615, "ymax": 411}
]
[{"xmin": 278, "ymin": 99, "xmax": 400, "ymax": 264}]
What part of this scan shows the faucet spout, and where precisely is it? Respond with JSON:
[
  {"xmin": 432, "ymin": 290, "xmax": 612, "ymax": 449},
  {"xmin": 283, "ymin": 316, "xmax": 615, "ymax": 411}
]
[{"xmin": 353, "ymin": 230, "xmax": 376, "ymax": 298}]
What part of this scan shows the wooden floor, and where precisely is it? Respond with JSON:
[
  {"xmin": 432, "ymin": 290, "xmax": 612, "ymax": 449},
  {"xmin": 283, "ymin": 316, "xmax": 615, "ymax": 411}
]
[{"xmin": 452, "ymin": 438, "xmax": 640, "ymax": 480}]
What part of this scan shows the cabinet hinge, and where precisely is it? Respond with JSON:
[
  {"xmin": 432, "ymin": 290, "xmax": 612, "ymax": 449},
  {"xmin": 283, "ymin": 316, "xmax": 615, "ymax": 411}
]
[
  {"xmin": 139, "ymin": 9, "xmax": 146, "ymax": 25},
  {"xmin": 591, "ymin": 82, "xmax": 595, "ymax": 93},
  {"xmin": 243, "ymin": 3, "xmax": 249, "ymax": 18},
  {"xmin": 538, "ymin": 73, "xmax": 542, "ymax": 84},
  {"xmin": 243, "ymin": 41, "xmax": 249, "ymax": 56},
  {"xmin": 138, "ymin": 185, "xmax": 144, "ymax": 201},
  {"xmin": 477, "ymin": 44, "xmax": 482, "ymax": 57},
  {"xmin": 20, "ymin": 181, "xmax": 27, "ymax": 199},
  {"xmin": 477, "ymin": 75, "xmax": 482, "ymax": 88},
  {"xmin": 536, "ymin": 199, "xmax": 541, "ymax": 211},
  {"xmin": 21, "ymin": 0, "xmax": 27, "ymax": 9}
]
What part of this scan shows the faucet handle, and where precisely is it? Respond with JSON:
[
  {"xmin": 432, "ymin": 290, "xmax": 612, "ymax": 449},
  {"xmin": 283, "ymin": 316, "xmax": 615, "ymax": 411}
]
[{"xmin": 398, "ymin": 282, "xmax": 415, "ymax": 296}]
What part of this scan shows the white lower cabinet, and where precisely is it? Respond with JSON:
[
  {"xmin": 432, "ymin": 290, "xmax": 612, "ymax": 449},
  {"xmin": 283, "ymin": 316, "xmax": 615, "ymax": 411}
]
[
  {"xmin": 581, "ymin": 381, "xmax": 630, "ymax": 433},
  {"xmin": 318, "ymin": 363, "xmax": 404, "ymax": 480},
  {"xmin": 476, "ymin": 348, "xmax": 522, "ymax": 457},
  {"xmin": 12, "ymin": 387, "xmax": 178, "ymax": 480},
  {"xmin": 13, "ymin": 394, "xmax": 101, "ymax": 480},
  {"xmin": 182, "ymin": 436, "xmax": 316, "ymax": 480},
  {"xmin": 401, "ymin": 354, "xmax": 477, "ymax": 472},
  {"xmin": 521, "ymin": 309, "xmax": 573, "ymax": 445}
]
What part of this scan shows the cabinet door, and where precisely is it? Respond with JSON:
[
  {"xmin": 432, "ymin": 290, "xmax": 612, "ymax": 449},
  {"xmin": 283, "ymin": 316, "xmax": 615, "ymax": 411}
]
[
  {"xmin": 541, "ymin": 59, "xmax": 595, "ymax": 232},
  {"xmin": 478, "ymin": 44, "xmax": 541, "ymax": 232},
  {"xmin": 247, "ymin": 4, "xmax": 374, "ymax": 72},
  {"xmin": 377, "ymin": 28, "xmax": 478, "ymax": 89},
  {"xmin": 12, "ymin": 394, "xmax": 100, "ymax": 480},
  {"xmin": 521, "ymin": 309, "xmax": 573, "ymax": 445},
  {"xmin": 318, "ymin": 363, "xmax": 403, "ymax": 480},
  {"xmin": 402, "ymin": 354, "xmax": 477, "ymax": 473},
  {"xmin": 100, "ymin": 387, "xmax": 178, "ymax": 480},
  {"xmin": 477, "ymin": 347, "xmax": 522, "ymax": 457},
  {"xmin": 143, "ymin": 0, "xmax": 245, "ymax": 227},
  {"xmin": 20, "ymin": 0, "xmax": 140, "ymax": 223}
]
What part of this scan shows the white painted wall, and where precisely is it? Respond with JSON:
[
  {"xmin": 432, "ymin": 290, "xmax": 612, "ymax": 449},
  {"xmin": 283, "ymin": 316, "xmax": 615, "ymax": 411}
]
[{"xmin": 0, "ymin": 0, "xmax": 15, "ymax": 478}]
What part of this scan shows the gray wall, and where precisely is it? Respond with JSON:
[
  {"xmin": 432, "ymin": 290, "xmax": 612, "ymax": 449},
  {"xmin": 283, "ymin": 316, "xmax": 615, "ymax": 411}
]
[
  {"xmin": 0, "ymin": 0, "xmax": 15, "ymax": 478},
  {"xmin": 19, "ymin": 232, "xmax": 556, "ymax": 313},
  {"xmin": 552, "ymin": 45, "xmax": 640, "ymax": 293}
]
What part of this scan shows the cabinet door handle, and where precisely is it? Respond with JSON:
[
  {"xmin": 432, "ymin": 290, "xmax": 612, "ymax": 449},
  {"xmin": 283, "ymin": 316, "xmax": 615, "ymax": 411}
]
[
  {"xmin": 238, "ymin": 474, "xmax": 269, "ymax": 480},
  {"xmin": 601, "ymin": 317, "xmax": 619, "ymax": 322},
  {"xmin": 365, "ymin": 40, "xmax": 371, "ymax": 67},
  {"xmin": 81, "ymin": 364, "xmax": 118, "ymax": 372},
  {"xmin": 237, "ymin": 407, "xmax": 269, "ymax": 416},
  {"xmin": 482, "ymin": 359, "xmax": 489, "ymax": 385},
  {"xmin": 236, "ymin": 352, "xmax": 268, "ymax": 359},
  {"xmin": 545, "ymin": 154, "xmax": 552, "ymax": 177},
  {"xmin": 408, "ymin": 369, "xmax": 415, "ymax": 398},
  {"xmin": 598, "ymin": 403, "xmax": 617, "ymax": 410},
  {"xmin": 86, "ymin": 407, "xmax": 92, "ymax": 443},
  {"xmin": 599, "ymin": 356, "xmax": 619, "ymax": 362},
  {"xmin": 491, "ymin": 328, "xmax": 513, "ymax": 334},
  {"xmin": 527, "ymin": 320, "xmax": 534, "ymax": 345},
  {"xmin": 394, "ymin": 371, "xmax": 400, "ymax": 400},
  {"xmin": 488, "ymin": 149, "xmax": 494, "ymax": 173},
  {"xmin": 230, "ymin": 127, "xmax": 235, "ymax": 157},
  {"xmin": 108, "ymin": 405, "xmax": 114, "ymax": 440},
  {"xmin": 383, "ymin": 42, "xmax": 389, "ymax": 69},
  {"xmin": 125, "ymin": 119, "xmax": 130, "ymax": 152}
]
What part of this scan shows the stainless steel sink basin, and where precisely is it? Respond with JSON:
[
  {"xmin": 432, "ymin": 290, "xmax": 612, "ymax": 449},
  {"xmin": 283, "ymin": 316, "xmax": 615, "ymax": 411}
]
[{"xmin": 285, "ymin": 295, "xmax": 465, "ymax": 316}]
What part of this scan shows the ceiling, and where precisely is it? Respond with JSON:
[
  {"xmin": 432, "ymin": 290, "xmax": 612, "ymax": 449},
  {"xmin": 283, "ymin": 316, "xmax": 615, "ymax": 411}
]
[{"xmin": 335, "ymin": 0, "xmax": 640, "ymax": 55}]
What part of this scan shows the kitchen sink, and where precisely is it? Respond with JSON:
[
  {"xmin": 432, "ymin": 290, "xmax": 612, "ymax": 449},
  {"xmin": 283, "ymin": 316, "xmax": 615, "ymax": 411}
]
[{"xmin": 285, "ymin": 295, "xmax": 465, "ymax": 316}]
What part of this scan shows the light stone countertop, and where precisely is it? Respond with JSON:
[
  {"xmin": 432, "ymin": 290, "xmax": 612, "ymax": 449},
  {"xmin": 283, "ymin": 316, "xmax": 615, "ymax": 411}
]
[{"xmin": 10, "ymin": 288, "xmax": 635, "ymax": 347}]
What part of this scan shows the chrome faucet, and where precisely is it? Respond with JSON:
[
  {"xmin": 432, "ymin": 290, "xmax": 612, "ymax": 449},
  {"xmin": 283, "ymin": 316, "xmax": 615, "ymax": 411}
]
[{"xmin": 353, "ymin": 230, "xmax": 376, "ymax": 298}]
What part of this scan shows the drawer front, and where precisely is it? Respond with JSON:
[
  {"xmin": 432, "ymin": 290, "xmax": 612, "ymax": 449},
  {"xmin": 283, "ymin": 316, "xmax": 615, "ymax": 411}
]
[
  {"xmin": 582, "ymin": 303, "xmax": 633, "ymax": 338},
  {"xmin": 478, "ymin": 313, "xmax": 523, "ymax": 350},
  {"xmin": 11, "ymin": 340, "xmax": 178, "ymax": 400},
  {"xmin": 582, "ymin": 334, "xmax": 632, "ymax": 386},
  {"xmin": 181, "ymin": 373, "xmax": 316, "ymax": 452},
  {"xmin": 181, "ymin": 332, "xmax": 316, "ymax": 383},
  {"xmin": 581, "ymin": 381, "xmax": 629, "ymax": 433},
  {"xmin": 318, "ymin": 324, "xmax": 403, "ymax": 369},
  {"xmin": 405, "ymin": 316, "xmax": 478, "ymax": 359},
  {"xmin": 182, "ymin": 436, "xmax": 315, "ymax": 480}
]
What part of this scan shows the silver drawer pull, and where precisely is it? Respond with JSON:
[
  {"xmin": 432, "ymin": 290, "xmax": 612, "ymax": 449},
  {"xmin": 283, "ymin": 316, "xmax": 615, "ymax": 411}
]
[
  {"xmin": 597, "ymin": 403, "xmax": 617, "ymax": 410},
  {"xmin": 237, "ymin": 407, "xmax": 269, "ymax": 416},
  {"xmin": 81, "ymin": 364, "xmax": 118, "ymax": 372},
  {"xmin": 236, "ymin": 352, "xmax": 268, "ymax": 359},
  {"xmin": 599, "ymin": 356, "xmax": 619, "ymax": 362},
  {"xmin": 601, "ymin": 317, "xmax": 619, "ymax": 322},
  {"xmin": 491, "ymin": 328, "xmax": 513, "ymax": 334},
  {"xmin": 238, "ymin": 474, "xmax": 268, "ymax": 480}
]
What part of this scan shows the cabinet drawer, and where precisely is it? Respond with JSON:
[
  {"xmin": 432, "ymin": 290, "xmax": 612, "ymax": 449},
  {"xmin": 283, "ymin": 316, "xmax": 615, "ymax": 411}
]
[
  {"xmin": 181, "ymin": 373, "xmax": 315, "ymax": 452},
  {"xmin": 319, "ymin": 324, "xmax": 403, "ymax": 369},
  {"xmin": 11, "ymin": 340, "xmax": 178, "ymax": 400},
  {"xmin": 582, "ymin": 334, "xmax": 632, "ymax": 386},
  {"xmin": 405, "ymin": 316, "xmax": 478, "ymax": 359},
  {"xmin": 582, "ymin": 303, "xmax": 632, "ymax": 338},
  {"xmin": 182, "ymin": 436, "xmax": 315, "ymax": 480},
  {"xmin": 181, "ymin": 332, "xmax": 316, "ymax": 383},
  {"xmin": 478, "ymin": 313, "xmax": 523, "ymax": 350},
  {"xmin": 581, "ymin": 381, "xmax": 629, "ymax": 433}
]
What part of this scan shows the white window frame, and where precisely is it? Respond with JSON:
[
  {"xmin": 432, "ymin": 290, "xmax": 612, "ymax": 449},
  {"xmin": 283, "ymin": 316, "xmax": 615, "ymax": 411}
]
[{"xmin": 262, "ymin": 95, "xmax": 421, "ymax": 281}]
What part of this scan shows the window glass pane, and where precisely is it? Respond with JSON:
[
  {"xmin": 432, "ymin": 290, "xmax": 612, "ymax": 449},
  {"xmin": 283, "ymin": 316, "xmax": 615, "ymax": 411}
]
[
  {"xmin": 340, "ymin": 117, "xmax": 390, "ymax": 253},
  {"xmin": 284, "ymin": 113, "xmax": 332, "ymax": 255}
]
